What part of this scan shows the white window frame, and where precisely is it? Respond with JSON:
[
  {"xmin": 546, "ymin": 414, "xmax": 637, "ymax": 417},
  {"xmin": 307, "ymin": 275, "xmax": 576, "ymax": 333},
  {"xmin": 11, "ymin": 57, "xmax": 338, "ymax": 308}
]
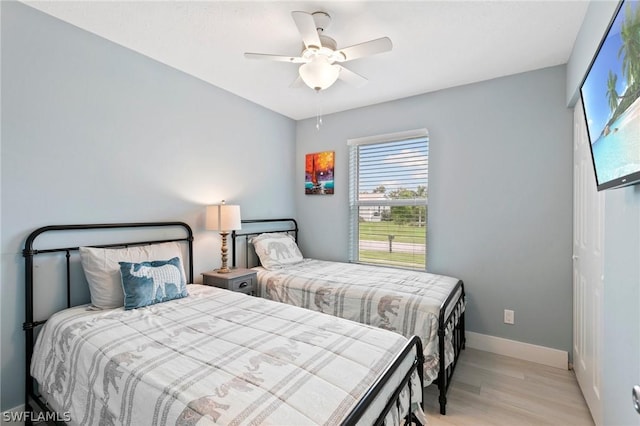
[{"xmin": 348, "ymin": 128, "xmax": 429, "ymax": 270}]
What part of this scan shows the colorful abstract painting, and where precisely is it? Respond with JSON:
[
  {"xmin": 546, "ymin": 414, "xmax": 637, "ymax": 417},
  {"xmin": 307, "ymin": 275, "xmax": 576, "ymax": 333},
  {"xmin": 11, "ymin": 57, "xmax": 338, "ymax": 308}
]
[{"xmin": 305, "ymin": 151, "xmax": 334, "ymax": 195}]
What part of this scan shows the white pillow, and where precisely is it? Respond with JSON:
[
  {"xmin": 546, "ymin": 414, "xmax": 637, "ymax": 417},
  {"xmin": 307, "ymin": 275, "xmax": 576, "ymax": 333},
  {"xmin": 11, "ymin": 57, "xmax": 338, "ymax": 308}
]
[
  {"xmin": 79, "ymin": 242, "xmax": 186, "ymax": 309},
  {"xmin": 251, "ymin": 233, "xmax": 303, "ymax": 270}
]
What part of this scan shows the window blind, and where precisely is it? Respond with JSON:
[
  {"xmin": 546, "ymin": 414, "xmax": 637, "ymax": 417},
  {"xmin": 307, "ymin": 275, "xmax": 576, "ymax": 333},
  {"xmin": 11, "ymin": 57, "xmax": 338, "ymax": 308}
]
[{"xmin": 348, "ymin": 129, "xmax": 429, "ymax": 270}]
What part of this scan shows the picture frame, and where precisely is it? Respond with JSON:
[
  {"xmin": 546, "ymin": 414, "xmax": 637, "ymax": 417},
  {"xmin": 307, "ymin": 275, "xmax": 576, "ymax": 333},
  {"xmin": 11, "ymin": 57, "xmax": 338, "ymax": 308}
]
[{"xmin": 305, "ymin": 151, "xmax": 334, "ymax": 195}]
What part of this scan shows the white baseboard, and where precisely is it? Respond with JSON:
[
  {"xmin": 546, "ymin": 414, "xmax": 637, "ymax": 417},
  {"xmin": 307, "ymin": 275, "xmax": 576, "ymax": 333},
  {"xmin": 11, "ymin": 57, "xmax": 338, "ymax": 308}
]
[
  {"xmin": 466, "ymin": 331, "xmax": 568, "ymax": 370},
  {"xmin": 1, "ymin": 404, "xmax": 25, "ymax": 426}
]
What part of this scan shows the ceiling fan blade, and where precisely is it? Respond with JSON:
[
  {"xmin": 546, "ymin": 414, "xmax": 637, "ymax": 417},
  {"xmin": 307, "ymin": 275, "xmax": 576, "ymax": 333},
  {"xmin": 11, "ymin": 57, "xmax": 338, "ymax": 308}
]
[
  {"xmin": 291, "ymin": 11, "xmax": 322, "ymax": 49},
  {"xmin": 244, "ymin": 53, "xmax": 306, "ymax": 63},
  {"xmin": 336, "ymin": 37, "xmax": 393, "ymax": 62},
  {"xmin": 336, "ymin": 65, "xmax": 368, "ymax": 88}
]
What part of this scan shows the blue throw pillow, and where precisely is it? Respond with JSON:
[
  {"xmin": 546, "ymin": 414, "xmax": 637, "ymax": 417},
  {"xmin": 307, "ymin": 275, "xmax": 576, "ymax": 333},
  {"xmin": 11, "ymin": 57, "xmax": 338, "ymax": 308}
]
[{"xmin": 119, "ymin": 257, "xmax": 188, "ymax": 310}]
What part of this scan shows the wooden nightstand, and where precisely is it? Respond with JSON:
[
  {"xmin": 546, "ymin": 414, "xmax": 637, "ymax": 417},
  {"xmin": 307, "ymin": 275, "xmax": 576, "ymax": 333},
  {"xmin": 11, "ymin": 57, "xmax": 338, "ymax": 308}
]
[{"xmin": 201, "ymin": 268, "xmax": 257, "ymax": 296}]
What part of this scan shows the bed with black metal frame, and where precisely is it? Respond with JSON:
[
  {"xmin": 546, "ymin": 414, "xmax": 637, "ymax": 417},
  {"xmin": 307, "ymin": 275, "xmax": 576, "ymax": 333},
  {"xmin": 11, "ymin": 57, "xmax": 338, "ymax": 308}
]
[
  {"xmin": 23, "ymin": 221, "xmax": 426, "ymax": 426},
  {"xmin": 232, "ymin": 218, "xmax": 466, "ymax": 416}
]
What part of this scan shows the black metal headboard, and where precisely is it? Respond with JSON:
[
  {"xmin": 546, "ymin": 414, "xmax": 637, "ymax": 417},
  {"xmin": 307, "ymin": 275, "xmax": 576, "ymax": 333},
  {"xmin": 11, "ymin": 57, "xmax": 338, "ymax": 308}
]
[
  {"xmin": 22, "ymin": 221, "xmax": 194, "ymax": 419},
  {"xmin": 231, "ymin": 218, "xmax": 298, "ymax": 268}
]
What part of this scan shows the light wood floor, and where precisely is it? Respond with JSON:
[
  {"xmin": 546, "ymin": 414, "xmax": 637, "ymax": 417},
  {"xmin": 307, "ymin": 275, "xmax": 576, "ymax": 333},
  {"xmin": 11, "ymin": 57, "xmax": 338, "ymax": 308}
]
[{"xmin": 422, "ymin": 348, "xmax": 595, "ymax": 426}]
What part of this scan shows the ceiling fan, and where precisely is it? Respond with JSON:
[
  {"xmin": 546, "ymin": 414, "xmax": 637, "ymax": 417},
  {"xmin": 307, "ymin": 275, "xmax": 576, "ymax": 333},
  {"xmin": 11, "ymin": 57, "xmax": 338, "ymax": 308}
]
[{"xmin": 244, "ymin": 11, "xmax": 392, "ymax": 92}]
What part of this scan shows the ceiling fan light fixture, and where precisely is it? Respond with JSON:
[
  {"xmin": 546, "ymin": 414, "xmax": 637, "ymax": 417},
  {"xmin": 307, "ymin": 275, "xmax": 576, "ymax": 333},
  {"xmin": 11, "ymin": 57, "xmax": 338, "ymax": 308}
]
[
  {"xmin": 299, "ymin": 55, "xmax": 339, "ymax": 91},
  {"xmin": 245, "ymin": 11, "xmax": 392, "ymax": 92}
]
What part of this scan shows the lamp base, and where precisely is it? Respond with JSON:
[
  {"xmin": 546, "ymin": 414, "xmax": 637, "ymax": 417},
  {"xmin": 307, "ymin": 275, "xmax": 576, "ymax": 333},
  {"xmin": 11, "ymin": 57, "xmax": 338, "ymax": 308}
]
[{"xmin": 218, "ymin": 231, "xmax": 231, "ymax": 274}]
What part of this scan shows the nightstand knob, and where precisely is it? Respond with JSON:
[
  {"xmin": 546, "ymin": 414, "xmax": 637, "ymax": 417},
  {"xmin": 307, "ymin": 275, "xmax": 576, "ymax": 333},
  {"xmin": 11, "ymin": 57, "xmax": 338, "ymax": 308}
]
[{"xmin": 239, "ymin": 281, "xmax": 248, "ymax": 288}]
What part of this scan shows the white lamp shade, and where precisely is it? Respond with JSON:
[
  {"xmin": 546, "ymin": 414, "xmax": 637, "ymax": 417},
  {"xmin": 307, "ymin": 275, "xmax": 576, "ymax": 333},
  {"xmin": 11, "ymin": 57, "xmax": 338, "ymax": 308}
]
[
  {"xmin": 206, "ymin": 204, "xmax": 241, "ymax": 231},
  {"xmin": 299, "ymin": 56, "xmax": 340, "ymax": 91}
]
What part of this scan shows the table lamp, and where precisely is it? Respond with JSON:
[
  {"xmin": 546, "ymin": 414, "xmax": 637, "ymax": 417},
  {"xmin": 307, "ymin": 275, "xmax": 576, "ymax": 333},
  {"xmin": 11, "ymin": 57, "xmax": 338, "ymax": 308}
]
[{"xmin": 206, "ymin": 201, "xmax": 241, "ymax": 273}]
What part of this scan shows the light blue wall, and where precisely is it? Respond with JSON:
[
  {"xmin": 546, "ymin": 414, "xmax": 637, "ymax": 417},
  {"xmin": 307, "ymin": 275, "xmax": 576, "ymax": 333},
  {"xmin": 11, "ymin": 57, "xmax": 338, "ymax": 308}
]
[
  {"xmin": 567, "ymin": 1, "xmax": 640, "ymax": 424},
  {"xmin": 0, "ymin": 2, "xmax": 296, "ymax": 410},
  {"xmin": 295, "ymin": 66, "xmax": 574, "ymax": 354}
]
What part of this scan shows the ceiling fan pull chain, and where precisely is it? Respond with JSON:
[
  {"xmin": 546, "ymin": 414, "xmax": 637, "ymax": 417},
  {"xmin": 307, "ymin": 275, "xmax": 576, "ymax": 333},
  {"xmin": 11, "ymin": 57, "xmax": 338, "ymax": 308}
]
[{"xmin": 316, "ymin": 90, "xmax": 323, "ymax": 130}]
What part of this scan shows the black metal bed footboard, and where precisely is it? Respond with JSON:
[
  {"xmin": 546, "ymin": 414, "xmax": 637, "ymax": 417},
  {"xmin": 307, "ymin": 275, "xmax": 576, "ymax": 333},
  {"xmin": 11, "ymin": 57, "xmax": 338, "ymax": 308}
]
[
  {"xmin": 22, "ymin": 222, "xmax": 194, "ymax": 423},
  {"xmin": 437, "ymin": 279, "xmax": 466, "ymax": 415},
  {"xmin": 344, "ymin": 336, "xmax": 425, "ymax": 426}
]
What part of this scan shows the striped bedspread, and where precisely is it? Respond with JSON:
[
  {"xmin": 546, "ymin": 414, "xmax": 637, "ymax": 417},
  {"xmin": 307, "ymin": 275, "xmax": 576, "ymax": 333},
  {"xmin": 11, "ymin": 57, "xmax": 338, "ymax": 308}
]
[
  {"xmin": 254, "ymin": 259, "xmax": 464, "ymax": 385},
  {"xmin": 31, "ymin": 284, "xmax": 424, "ymax": 426}
]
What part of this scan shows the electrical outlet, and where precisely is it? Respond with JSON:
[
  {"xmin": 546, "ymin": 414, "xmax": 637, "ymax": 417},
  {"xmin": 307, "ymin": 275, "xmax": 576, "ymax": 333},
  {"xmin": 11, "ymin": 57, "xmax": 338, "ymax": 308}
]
[{"xmin": 504, "ymin": 309, "xmax": 515, "ymax": 325}]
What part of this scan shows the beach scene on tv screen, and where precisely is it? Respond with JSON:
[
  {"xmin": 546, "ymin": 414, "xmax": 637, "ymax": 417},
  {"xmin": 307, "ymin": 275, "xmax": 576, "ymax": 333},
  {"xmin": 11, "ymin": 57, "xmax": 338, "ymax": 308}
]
[{"xmin": 582, "ymin": 0, "xmax": 640, "ymax": 185}]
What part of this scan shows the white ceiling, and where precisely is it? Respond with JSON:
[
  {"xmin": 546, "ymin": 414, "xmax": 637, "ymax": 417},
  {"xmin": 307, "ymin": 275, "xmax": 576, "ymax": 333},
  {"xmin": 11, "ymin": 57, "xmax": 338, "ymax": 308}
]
[{"xmin": 23, "ymin": 0, "xmax": 590, "ymax": 120}]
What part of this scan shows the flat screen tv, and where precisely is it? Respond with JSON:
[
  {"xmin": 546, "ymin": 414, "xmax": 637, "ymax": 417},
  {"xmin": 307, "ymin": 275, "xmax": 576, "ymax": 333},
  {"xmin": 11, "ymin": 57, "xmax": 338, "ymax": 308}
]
[{"xmin": 579, "ymin": 0, "xmax": 640, "ymax": 191}]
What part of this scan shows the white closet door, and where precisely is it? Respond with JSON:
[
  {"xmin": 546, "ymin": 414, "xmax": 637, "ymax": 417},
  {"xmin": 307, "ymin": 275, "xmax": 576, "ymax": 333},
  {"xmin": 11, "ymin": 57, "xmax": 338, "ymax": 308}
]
[{"xmin": 573, "ymin": 102, "xmax": 603, "ymax": 425}]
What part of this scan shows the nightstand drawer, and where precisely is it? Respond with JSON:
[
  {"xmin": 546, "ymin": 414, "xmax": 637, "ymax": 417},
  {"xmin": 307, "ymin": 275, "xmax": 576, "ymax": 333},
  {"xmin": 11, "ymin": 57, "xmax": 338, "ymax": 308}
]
[
  {"xmin": 228, "ymin": 275, "xmax": 256, "ymax": 294},
  {"xmin": 201, "ymin": 268, "xmax": 257, "ymax": 295}
]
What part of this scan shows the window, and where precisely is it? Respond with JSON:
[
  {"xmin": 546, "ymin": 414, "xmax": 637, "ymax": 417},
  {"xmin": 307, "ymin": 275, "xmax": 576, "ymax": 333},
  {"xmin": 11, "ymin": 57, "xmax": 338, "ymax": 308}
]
[{"xmin": 348, "ymin": 129, "xmax": 428, "ymax": 270}]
